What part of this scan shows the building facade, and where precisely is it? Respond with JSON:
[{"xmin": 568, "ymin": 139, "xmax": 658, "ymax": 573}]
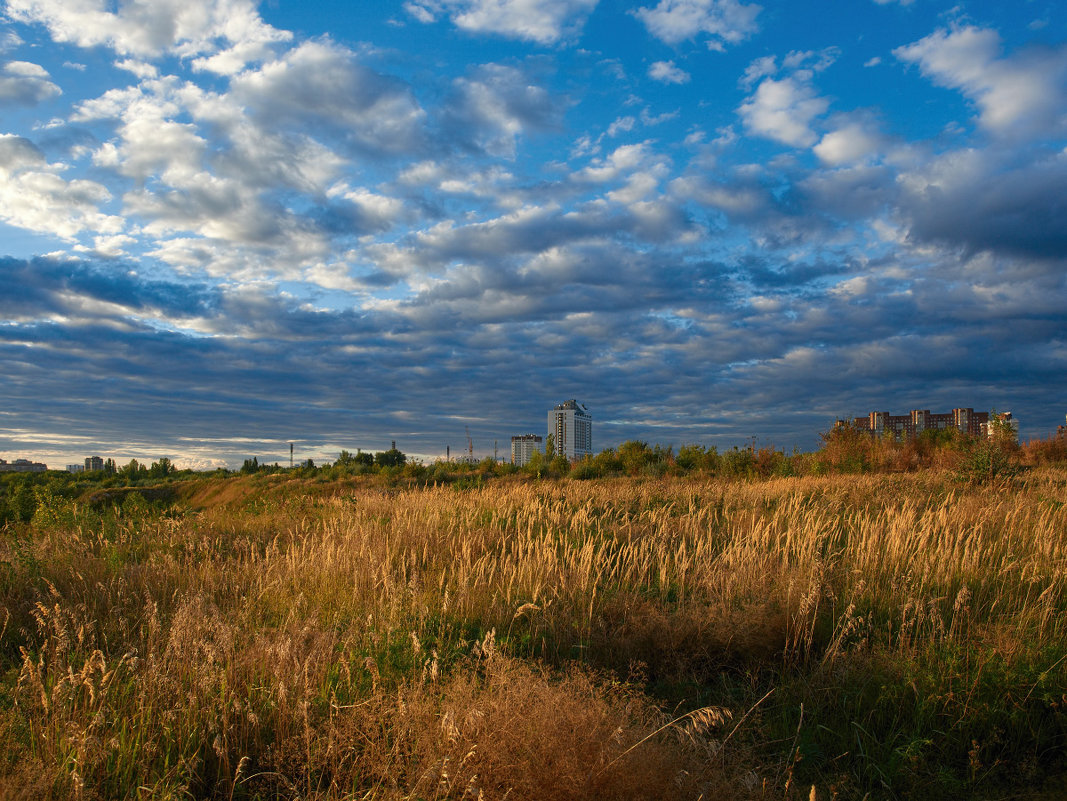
[
  {"xmin": 548, "ymin": 400, "xmax": 592, "ymax": 462},
  {"xmin": 0, "ymin": 458, "xmax": 47, "ymax": 473},
  {"xmin": 837, "ymin": 407, "xmax": 1017, "ymax": 441},
  {"xmin": 510, "ymin": 434, "xmax": 543, "ymax": 467},
  {"xmin": 85, "ymin": 456, "xmax": 105, "ymax": 471}
]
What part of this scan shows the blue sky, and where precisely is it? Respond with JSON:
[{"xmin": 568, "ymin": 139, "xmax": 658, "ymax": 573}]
[{"xmin": 1, "ymin": 0, "xmax": 1065, "ymax": 468}]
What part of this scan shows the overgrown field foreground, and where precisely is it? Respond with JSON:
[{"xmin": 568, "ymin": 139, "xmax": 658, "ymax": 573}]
[{"xmin": 3, "ymin": 472, "xmax": 1067, "ymax": 799}]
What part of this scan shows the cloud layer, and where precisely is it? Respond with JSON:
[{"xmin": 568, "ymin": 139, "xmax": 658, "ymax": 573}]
[{"xmin": 1, "ymin": 1, "xmax": 1065, "ymax": 467}]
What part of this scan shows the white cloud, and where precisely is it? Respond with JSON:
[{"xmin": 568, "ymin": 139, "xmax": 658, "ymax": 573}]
[
  {"xmin": 648, "ymin": 60, "xmax": 691, "ymax": 84},
  {"xmin": 574, "ymin": 142, "xmax": 653, "ymax": 183},
  {"xmin": 814, "ymin": 121, "xmax": 883, "ymax": 165},
  {"xmin": 0, "ymin": 133, "xmax": 122, "ymax": 239},
  {"xmin": 895, "ymin": 26, "xmax": 1067, "ymax": 137},
  {"xmin": 405, "ymin": 0, "xmax": 598, "ymax": 44},
  {"xmin": 634, "ymin": 0, "xmax": 761, "ymax": 48},
  {"xmin": 606, "ymin": 116, "xmax": 636, "ymax": 137},
  {"xmin": 738, "ymin": 75, "xmax": 829, "ymax": 146},
  {"xmin": 115, "ymin": 59, "xmax": 159, "ymax": 79},
  {"xmin": 6, "ymin": 0, "xmax": 290, "ymax": 72},
  {"xmin": 740, "ymin": 55, "xmax": 776, "ymax": 89},
  {"xmin": 1, "ymin": 30, "xmax": 23, "ymax": 51},
  {"xmin": 0, "ymin": 60, "xmax": 61, "ymax": 106}
]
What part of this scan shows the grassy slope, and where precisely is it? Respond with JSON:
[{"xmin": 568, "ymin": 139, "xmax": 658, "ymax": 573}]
[{"xmin": 1, "ymin": 469, "xmax": 1066, "ymax": 799}]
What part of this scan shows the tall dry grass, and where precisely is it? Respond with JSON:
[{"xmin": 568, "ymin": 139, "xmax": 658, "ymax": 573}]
[{"xmin": 1, "ymin": 469, "xmax": 1066, "ymax": 798}]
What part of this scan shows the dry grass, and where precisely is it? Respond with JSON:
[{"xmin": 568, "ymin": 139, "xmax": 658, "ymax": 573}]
[{"xmin": 1, "ymin": 468, "xmax": 1066, "ymax": 798}]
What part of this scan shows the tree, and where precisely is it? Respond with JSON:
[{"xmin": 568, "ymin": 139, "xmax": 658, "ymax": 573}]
[
  {"xmin": 241, "ymin": 457, "xmax": 260, "ymax": 474},
  {"xmin": 959, "ymin": 410, "xmax": 1021, "ymax": 484},
  {"xmin": 120, "ymin": 459, "xmax": 145, "ymax": 478},
  {"xmin": 149, "ymin": 457, "xmax": 173, "ymax": 478},
  {"xmin": 375, "ymin": 448, "xmax": 406, "ymax": 468},
  {"xmin": 545, "ymin": 434, "xmax": 555, "ymax": 459}
]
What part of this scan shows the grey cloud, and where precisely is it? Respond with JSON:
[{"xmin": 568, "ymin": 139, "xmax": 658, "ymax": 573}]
[
  {"xmin": 442, "ymin": 63, "xmax": 566, "ymax": 157},
  {"xmin": 898, "ymin": 148, "xmax": 1067, "ymax": 260},
  {"xmin": 231, "ymin": 41, "xmax": 426, "ymax": 156},
  {"xmin": 0, "ymin": 60, "xmax": 61, "ymax": 106}
]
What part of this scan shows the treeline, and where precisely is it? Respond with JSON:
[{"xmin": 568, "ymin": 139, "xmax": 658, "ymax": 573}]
[
  {"xmin": 3, "ymin": 426, "xmax": 1064, "ymax": 525},
  {"xmin": 0, "ymin": 458, "xmax": 192, "ymax": 525}
]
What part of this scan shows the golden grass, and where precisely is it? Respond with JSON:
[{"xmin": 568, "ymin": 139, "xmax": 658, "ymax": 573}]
[{"xmin": 2, "ymin": 469, "xmax": 1066, "ymax": 798}]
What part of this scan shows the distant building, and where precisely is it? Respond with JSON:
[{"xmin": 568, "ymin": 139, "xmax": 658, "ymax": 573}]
[
  {"xmin": 988, "ymin": 411, "xmax": 1019, "ymax": 441},
  {"xmin": 836, "ymin": 407, "xmax": 1017, "ymax": 441},
  {"xmin": 67, "ymin": 464, "xmax": 85, "ymax": 473},
  {"xmin": 85, "ymin": 456, "xmax": 104, "ymax": 471},
  {"xmin": 549, "ymin": 400, "xmax": 592, "ymax": 462},
  {"xmin": 511, "ymin": 434, "xmax": 542, "ymax": 467},
  {"xmin": 0, "ymin": 458, "xmax": 47, "ymax": 473}
]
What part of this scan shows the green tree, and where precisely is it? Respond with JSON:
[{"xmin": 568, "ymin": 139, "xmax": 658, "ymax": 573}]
[
  {"xmin": 545, "ymin": 433, "xmax": 555, "ymax": 459},
  {"xmin": 958, "ymin": 411, "xmax": 1021, "ymax": 484},
  {"xmin": 149, "ymin": 457, "xmax": 173, "ymax": 478},
  {"xmin": 120, "ymin": 459, "xmax": 146, "ymax": 478},
  {"xmin": 374, "ymin": 448, "xmax": 406, "ymax": 468}
]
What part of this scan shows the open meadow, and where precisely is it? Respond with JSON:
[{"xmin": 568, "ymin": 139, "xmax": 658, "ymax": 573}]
[{"xmin": 2, "ymin": 468, "xmax": 1066, "ymax": 799}]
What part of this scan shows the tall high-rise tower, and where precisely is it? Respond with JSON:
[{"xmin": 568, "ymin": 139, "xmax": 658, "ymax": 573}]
[{"xmin": 548, "ymin": 400, "xmax": 592, "ymax": 462}]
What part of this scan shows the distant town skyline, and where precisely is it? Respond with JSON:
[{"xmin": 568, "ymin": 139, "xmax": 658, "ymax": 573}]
[{"xmin": 1, "ymin": 1, "xmax": 1065, "ymax": 468}]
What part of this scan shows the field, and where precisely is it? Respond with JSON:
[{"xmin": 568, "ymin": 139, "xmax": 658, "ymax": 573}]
[{"xmin": 2, "ymin": 469, "xmax": 1066, "ymax": 799}]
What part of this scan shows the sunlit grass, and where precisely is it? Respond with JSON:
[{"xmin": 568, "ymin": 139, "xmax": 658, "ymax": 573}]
[{"xmin": 2, "ymin": 469, "xmax": 1066, "ymax": 798}]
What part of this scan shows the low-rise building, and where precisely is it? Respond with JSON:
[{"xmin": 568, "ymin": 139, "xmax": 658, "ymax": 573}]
[{"xmin": 0, "ymin": 458, "xmax": 47, "ymax": 473}]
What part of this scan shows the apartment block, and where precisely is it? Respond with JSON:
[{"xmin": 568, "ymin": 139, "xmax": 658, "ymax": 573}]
[
  {"xmin": 510, "ymin": 434, "xmax": 543, "ymax": 467},
  {"xmin": 549, "ymin": 399, "xmax": 592, "ymax": 462},
  {"xmin": 838, "ymin": 407, "xmax": 1016, "ymax": 440}
]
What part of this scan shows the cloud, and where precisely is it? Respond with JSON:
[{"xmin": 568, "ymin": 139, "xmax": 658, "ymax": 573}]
[
  {"xmin": 443, "ymin": 63, "xmax": 563, "ymax": 157},
  {"xmin": 6, "ymin": 0, "xmax": 290, "ymax": 73},
  {"xmin": 896, "ymin": 147, "xmax": 1067, "ymax": 260},
  {"xmin": 405, "ymin": 0, "xmax": 599, "ymax": 45},
  {"xmin": 0, "ymin": 133, "xmax": 122, "ymax": 239},
  {"xmin": 648, "ymin": 60, "xmax": 691, "ymax": 84},
  {"xmin": 738, "ymin": 74, "xmax": 829, "ymax": 146},
  {"xmin": 230, "ymin": 40, "xmax": 426, "ymax": 156},
  {"xmin": 633, "ymin": 0, "xmax": 761, "ymax": 48},
  {"xmin": 814, "ymin": 119, "xmax": 883, "ymax": 165},
  {"xmin": 895, "ymin": 26, "xmax": 1067, "ymax": 137},
  {"xmin": 0, "ymin": 60, "xmax": 61, "ymax": 106}
]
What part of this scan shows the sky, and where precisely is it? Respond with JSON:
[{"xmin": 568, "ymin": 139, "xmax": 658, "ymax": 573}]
[{"xmin": 1, "ymin": 0, "xmax": 1065, "ymax": 469}]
